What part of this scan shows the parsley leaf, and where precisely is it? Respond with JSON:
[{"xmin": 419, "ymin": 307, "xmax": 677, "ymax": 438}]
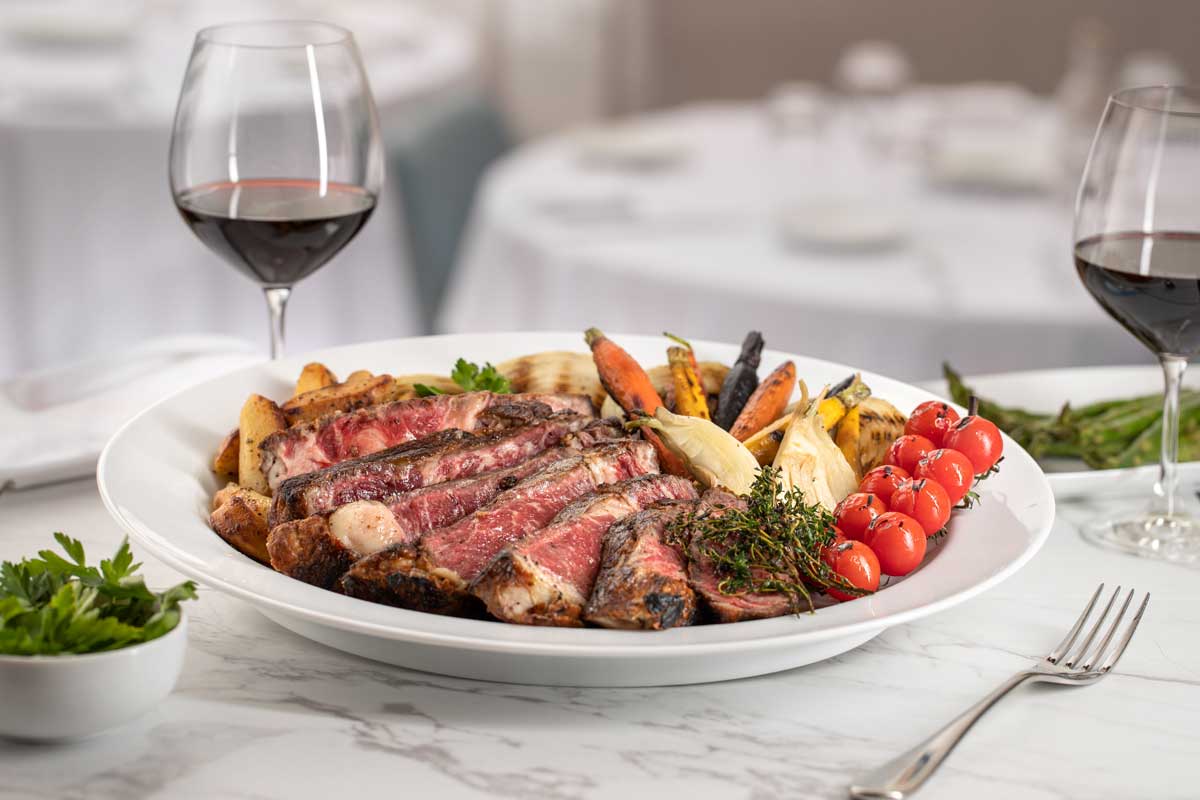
[
  {"xmin": 414, "ymin": 358, "xmax": 512, "ymax": 397},
  {"xmin": 0, "ymin": 534, "xmax": 196, "ymax": 655}
]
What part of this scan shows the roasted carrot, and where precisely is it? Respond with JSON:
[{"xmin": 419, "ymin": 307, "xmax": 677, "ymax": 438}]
[
  {"xmin": 667, "ymin": 346, "xmax": 711, "ymax": 419},
  {"xmin": 729, "ymin": 360, "xmax": 796, "ymax": 441},
  {"xmin": 664, "ymin": 332, "xmax": 699, "ymax": 374},
  {"xmin": 585, "ymin": 327, "xmax": 664, "ymax": 414},
  {"xmin": 713, "ymin": 331, "xmax": 763, "ymax": 430}
]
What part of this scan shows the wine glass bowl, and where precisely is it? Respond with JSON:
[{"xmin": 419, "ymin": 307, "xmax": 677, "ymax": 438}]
[
  {"xmin": 1073, "ymin": 85, "xmax": 1200, "ymax": 565},
  {"xmin": 169, "ymin": 21, "xmax": 383, "ymax": 358}
]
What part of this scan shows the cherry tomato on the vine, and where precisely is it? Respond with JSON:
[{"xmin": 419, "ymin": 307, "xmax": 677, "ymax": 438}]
[
  {"xmin": 885, "ymin": 434, "xmax": 936, "ymax": 474},
  {"xmin": 862, "ymin": 512, "xmax": 927, "ymax": 576},
  {"xmin": 942, "ymin": 416, "xmax": 1004, "ymax": 474},
  {"xmin": 905, "ymin": 401, "xmax": 961, "ymax": 447},
  {"xmin": 914, "ymin": 448, "xmax": 974, "ymax": 504},
  {"xmin": 859, "ymin": 464, "xmax": 910, "ymax": 504},
  {"xmin": 822, "ymin": 539, "xmax": 880, "ymax": 602},
  {"xmin": 834, "ymin": 492, "xmax": 887, "ymax": 541},
  {"xmin": 889, "ymin": 478, "xmax": 952, "ymax": 535}
]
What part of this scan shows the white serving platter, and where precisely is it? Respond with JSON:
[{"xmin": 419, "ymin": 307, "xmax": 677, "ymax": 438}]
[
  {"xmin": 98, "ymin": 333, "xmax": 1054, "ymax": 686},
  {"xmin": 920, "ymin": 365, "xmax": 1200, "ymax": 501}
]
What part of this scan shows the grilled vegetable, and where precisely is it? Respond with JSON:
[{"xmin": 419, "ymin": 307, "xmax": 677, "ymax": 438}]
[
  {"xmin": 585, "ymin": 328, "xmax": 689, "ymax": 476},
  {"xmin": 730, "ymin": 360, "xmax": 796, "ymax": 441},
  {"xmin": 632, "ymin": 407, "xmax": 758, "ymax": 495},
  {"xmin": 667, "ymin": 346, "xmax": 711, "ymax": 419},
  {"xmin": 772, "ymin": 383, "xmax": 859, "ymax": 511},
  {"xmin": 713, "ymin": 331, "xmax": 764, "ymax": 430},
  {"xmin": 664, "ymin": 332, "xmax": 700, "ymax": 373},
  {"xmin": 496, "ymin": 351, "xmax": 605, "ymax": 407},
  {"xmin": 601, "ymin": 361, "xmax": 729, "ymax": 418},
  {"xmin": 585, "ymin": 328, "xmax": 665, "ymax": 415},
  {"xmin": 741, "ymin": 373, "xmax": 868, "ymax": 464},
  {"xmin": 835, "ymin": 397, "xmax": 908, "ymax": 478},
  {"xmin": 943, "ymin": 362, "xmax": 1200, "ymax": 469}
]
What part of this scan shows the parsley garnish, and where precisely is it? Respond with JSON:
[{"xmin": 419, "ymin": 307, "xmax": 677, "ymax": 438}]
[
  {"xmin": 0, "ymin": 533, "xmax": 196, "ymax": 655},
  {"xmin": 414, "ymin": 358, "xmax": 513, "ymax": 397}
]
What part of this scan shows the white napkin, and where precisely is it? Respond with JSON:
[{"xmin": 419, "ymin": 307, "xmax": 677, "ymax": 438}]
[{"xmin": 0, "ymin": 336, "xmax": 261, "ymax": 489}]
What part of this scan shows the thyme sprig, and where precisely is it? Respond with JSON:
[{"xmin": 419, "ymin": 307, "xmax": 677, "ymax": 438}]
[{"xmin": 670, "ymin": 467, "xmax": 874, "ymax": 613}]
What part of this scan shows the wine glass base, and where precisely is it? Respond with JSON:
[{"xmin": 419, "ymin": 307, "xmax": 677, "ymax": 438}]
[{"xmin": 1080, "ymin": 513, "xmax": 1200, "ymax": 566}]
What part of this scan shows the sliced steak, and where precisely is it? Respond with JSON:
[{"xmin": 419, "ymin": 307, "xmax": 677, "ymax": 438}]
[
  {"xmin": 267, "ymin": 443, "xmax": 597, "ymax": 590},
  {"xmin": 270, "ymin": 415, "xmax": 619, "ymax": 525},
  {"xmin": 687, "ymin": 488, "xmax": 793, "ymax": 622},
  {"xmin": 583, "ymin": 501, "xmax": 698, "ymax": 630},
  {"xmin": 261, "ymin": 391, "xmax": 595, "ymax": 489},
  {"xmin": 472, "ymin": 475, "xmax": 698, "ymax": 626},
  {"xmin": 382, "ymin": 440, "xmax": 659, "ymax": 615},
  {"xmin": 266, "ymin": 516, "xmax": 356, "ymax": 589}
]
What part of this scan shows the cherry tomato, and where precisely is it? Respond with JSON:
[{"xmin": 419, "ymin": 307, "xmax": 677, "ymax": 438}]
[
  {"xmin": 942, "ymin": 416, "xmax": 1004, "ymax": 474},
  {"xmin": 885, "ymin": 434, "xmax": 936, "ymax": 474},
  {"xmin": 905, "ymin": 401, "xmax": 961, "ymax": 447},
  {"xmin": 889, "ymin": 478, "xmax": 952, "ymax": 535},
  {"xmin": 914, "ymin": 448, "xmax": 974, "ymax": 505},
  {"xmin": 862, "ymin": 512, "xmax": 927, "ymax": 576},
  {"xmin": 859, "ymin": 465, "xmax": 910, "ymax": 504},
  {"xmin": 822, "ymin": 539, "xmax": 880, "ymax": 602},
  {"xmin": 834, "ymin": 493, "xmax": 887, "ymax": 541}
]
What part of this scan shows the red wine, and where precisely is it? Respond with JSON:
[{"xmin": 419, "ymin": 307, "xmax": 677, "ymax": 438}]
[
  {"xmin": 175, "ymin": 179, "xmax": 375, "ymax": 287},
  {"xmin": 1076, "ymin": 231, "xmax": 1200, "ymax": 357}
]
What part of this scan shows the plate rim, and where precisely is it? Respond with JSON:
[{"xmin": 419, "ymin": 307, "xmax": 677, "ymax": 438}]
[{"xmin": 97, "ymin": 332, "xmax": 1056, "ymax": 659}]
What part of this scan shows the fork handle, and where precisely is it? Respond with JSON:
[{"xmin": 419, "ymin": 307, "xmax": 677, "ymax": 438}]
[{"xmin": 848, "ymin": 671, "xmax": 1033, "ymax": 799}]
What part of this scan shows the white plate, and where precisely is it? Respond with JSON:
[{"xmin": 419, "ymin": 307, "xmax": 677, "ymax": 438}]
[
  {"xmin": 98, "ymin": 333, "xmax": 1054, "ymax": 687},
  {"xmin": 920, "ymin": 365, "xmax": 1200, "ymax": 500}
]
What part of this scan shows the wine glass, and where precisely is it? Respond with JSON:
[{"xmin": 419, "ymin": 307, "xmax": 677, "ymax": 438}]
[
  {"xmin": 169, "ymin": 21, "xmax": 384, "ymax": 358},
  {"xmin": 1074, "ymin": 85, "xmax": 1200, "ymax": 564}
]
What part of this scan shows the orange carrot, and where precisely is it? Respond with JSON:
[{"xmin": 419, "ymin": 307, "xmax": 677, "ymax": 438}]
[
  {"xmin": 729, "ymin": 360, "xmax": 797, "ymax": 441},
  {"xmin": 585, "ymin": 328, "xmax": 689, "ymax": 476},
  {"xmin": 584, "ymin": 327, "xmax": 664, "ymax": 414}
]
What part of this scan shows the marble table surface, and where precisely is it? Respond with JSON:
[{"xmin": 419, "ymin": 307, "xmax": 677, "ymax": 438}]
[{"xmin": 1, "ymin": 478, "xmax": 1197, "ymax": 800}]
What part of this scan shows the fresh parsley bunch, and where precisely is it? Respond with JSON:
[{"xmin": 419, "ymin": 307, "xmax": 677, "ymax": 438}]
[
  {"xmin": 0, "ymin": 534, "xmax": 197, "ymax": 656},
  {"xmin": 414, "ymin": 358, "xmax": 512, "ymax": 397}
]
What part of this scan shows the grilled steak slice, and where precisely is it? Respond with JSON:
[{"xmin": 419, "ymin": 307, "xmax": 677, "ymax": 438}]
[
  {"xmin": 266, "ymin": 444, "xmax": 596, "ymax": 590},
  {"xmin": 270, "ymin": 415, "xmax": 619, "ymax": 525},
  {"xmin": 266, "ymin": 516, "xmax": 356, "ymax": 589},
  {"xmin": 472, "ymin": 475, "xmax": 698, "ymax": 626},
  {"xmin": 382, "ymin": 440, "xmax": 659, "ymax": 615},
  {"xmin": 584, "ymin": 501, "xmax": 698, "ymax": 630},
  {"xmin": 261, "ymin": 391, "xmax": 596, "ymax": 489},
  {"xmin": 687, "ymin": 488, "xmax": 793, "ymax": 622}
]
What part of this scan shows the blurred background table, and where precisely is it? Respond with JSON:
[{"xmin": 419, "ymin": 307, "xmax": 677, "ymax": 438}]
[
  {"xmin": 0, "ymin": 0, "xmax": 477, "ymax": 378},
  {"xmin": 440, "ymin": 99, "xmax": 1146, "ymax": 381}
]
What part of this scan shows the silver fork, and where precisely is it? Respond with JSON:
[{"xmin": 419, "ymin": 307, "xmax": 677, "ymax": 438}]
[{"xmin": 849, "ymin": 584, "xmax": 1150, "ymax": 800}]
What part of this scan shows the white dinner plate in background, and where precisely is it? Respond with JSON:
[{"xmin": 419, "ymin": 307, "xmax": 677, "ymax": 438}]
[
  {"xmin": 920, "ymin": 364, "xmax": 1200, "ymax": 500},
  {"xmin": 99, "ymin": 333, "xmax": 1053, "ymax": 686}
]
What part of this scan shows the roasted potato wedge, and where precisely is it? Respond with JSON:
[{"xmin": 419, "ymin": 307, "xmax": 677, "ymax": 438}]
[
  {"xmin": 281, "ymin": 373, "xmax": 395, "ymax": 427},
  {"xmin": 209, "ymin": 484, "xmax": 271, "ymax": 564},
  {"xmin": 385, "ymin": 374, "xmax": 462, "ymax": 402},
  {"xmin": 294, "ymin": 362, "xmax": 337, "ymax": 397},
  {"xmin": 212, "ymin": 428, "xmax": 239, "ymax": 482},
  {"xmin": 497, "ymin": 351, "xmax": 605, "ymax": 407},
  {"xmin": 239, "ymin": 394, "xmax": 286, "ymax": 494}
]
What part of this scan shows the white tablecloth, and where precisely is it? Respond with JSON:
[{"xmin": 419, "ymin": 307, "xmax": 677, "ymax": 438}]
[
  {"xmin": 440, "ymin": 102, "xmax": 1148, "ymax": 382},
  {"xmin": 0, "ymin": 3, "xmax": 476, "ymax": 379}
]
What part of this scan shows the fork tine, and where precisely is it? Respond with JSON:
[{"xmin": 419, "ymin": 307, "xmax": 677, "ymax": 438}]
[
  {"xmin": 1100, "ymin": 593, "xmax": 1150, "ymax": 673},
  {"xmin": 1063, "ymin": 585, "xmax": 1121, "ymax": 668},
  {"xmin": 1047, "ymin": 583, "xmax": 1104, "ymax": 664},
  {"xmin": 1080, "ymin": 589, "xmax": 1134, "ymax": 669}
]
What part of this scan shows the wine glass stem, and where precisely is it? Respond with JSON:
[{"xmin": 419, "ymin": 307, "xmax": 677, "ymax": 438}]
[
  {"xmin": 263, "ymin": 286, "xmax": 292, "ymax": 360},
  {"xmin": 1156, "ymin": 354, "xmax": 1187, "ymax": 516}
]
